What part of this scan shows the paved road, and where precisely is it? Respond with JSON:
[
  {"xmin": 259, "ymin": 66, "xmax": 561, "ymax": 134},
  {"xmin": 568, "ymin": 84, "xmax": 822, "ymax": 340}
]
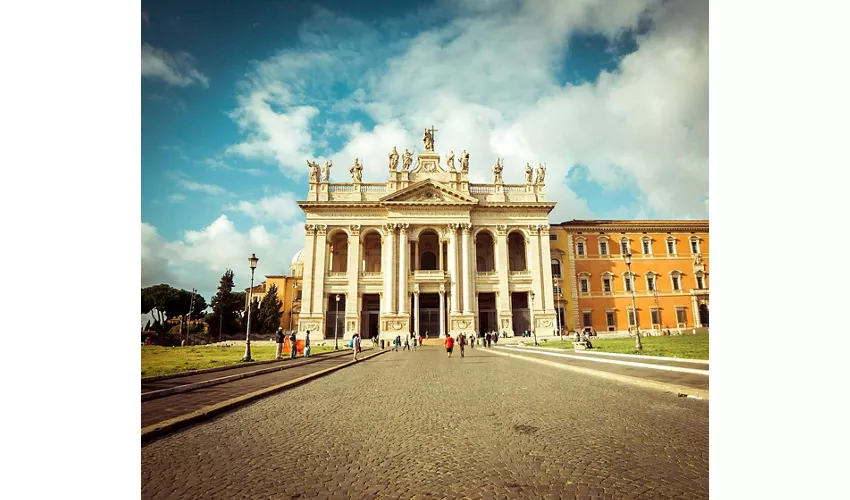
[{"xmin": 142, "ymin": 345, "xmax": 708, "ymax": 499}]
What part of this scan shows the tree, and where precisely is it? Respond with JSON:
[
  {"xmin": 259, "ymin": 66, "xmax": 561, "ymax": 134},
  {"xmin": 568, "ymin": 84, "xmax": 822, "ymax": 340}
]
[
  {"xmin": 210, "ymin": 270, "xmax": 245, "ymax": 338},
  {"xmin": 257, "ymin": 284, "xmax": 284, "ymax": 334},
  {"xmin": 141, "ymin": 284, "xmax": 177, "ymax": 331}
]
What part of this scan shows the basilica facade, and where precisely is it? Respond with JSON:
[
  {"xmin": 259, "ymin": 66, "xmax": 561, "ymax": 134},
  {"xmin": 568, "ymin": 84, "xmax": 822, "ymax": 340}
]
[{"xmin": 296, "ymin": 134, "xmax": 558, "ymax": 341}]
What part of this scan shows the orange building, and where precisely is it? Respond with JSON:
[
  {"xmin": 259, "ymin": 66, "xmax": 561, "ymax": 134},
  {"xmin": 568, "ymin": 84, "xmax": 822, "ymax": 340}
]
[
  {"xmin": 551, "ymin": 220, "xmax": 709, "ymax": 336},
  {"xmin": 244, "ymin": 250, "xmax": 306, "ymax": 332}
]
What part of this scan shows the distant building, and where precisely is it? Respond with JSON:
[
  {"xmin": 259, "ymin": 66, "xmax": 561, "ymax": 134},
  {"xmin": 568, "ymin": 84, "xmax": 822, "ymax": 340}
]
[{"xmin": 244, "ymin": 251, "xmax": 304, "ymax": 332}]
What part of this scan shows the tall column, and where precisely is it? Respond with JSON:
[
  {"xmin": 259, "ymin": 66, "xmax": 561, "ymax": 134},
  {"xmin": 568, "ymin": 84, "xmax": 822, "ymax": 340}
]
[
  {"xmin": 447, "ymin": 224, "xmax": 460, "ymax": 313},
  {"xmin": 346, "ymin": 224, "xmax": 361, "ymax": 316},
  {"xmin": 439, "ymin": 287, "xmax": 446, "ymax": 337},
  {"xmin": 414, "ymin": 291, "xmax": 420, "ymax": 335},
  {"xmin": 383, "ymin": 223, "xmax": 396, "ymax": 314},
  {"xmin": 438, "ymin": 240, "xmax": 444, "ymax": 271},
  {"xmin": 461, "ymin": 223, "xmax": 473, "ymax": 314},
  {"xmin": 526, "ymin": 225, "xmax": 542, "ymax": 312},
  {"xmin": 312, "ymin": 225, "xmax": 328, "ymax": 314},
  {"xmin": 495, "ymin": 224, "xmax": 511, "ymax": 318},
  {"xmin": 398, "ymin": 223, "xmax": 409, "ymax": 314},
  {"xmin": 414, "ymin": 241, "xmax": 420, "ymax": 271},
  {"xmin": 539, "ymin": 225, "xmax": 555, "ymax": 312},
  {"xmin": 300, "ymin": 225, "xmax": 317, "ymax": 319}
]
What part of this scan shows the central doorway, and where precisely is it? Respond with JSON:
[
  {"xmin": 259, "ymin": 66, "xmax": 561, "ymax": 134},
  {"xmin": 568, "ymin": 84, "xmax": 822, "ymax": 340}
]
[
  {"xmin": 418, "ymin": 293, "xmax": 440, "ymax": 338},
  {"xmin": 478, "ymin": 292, "xmax": 497, "ymax": 334},
  {"xmin": 360, "ymin": 293, "xmax": 380, "ymax": 340}
]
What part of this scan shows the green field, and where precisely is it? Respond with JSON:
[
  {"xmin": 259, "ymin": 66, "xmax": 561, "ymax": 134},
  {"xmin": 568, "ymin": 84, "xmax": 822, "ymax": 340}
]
[
  {"xmin": 538, "ymin": 333, "xmax": 709, "ymax": 360},
  {"xmin": 141, "ymin": 344, "xmax": 334, "ymax": 378}
]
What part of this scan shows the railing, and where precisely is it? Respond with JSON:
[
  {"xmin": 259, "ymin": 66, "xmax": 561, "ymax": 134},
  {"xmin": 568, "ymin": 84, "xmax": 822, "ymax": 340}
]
[
  {"xmin": 503, "ymin": 184, "xmax": 526, "ymax": 192},
  {"xmin": 469, "ymin": 184, "xmax": 497, "ymax": 194},
  {"xmin": 327, "ymin": 272, "xmax": 347, "ymax": 278},
  {"xmin": 361, "ymin": 271, "xmax": 382, "ymax": 278},
  {"xmin": 509, "ymin": 270, "xmax": 531, "ymax": 277},
  {"xmin": 476, "ymin": 270, "xmax": 498, "ymax": 277},
  {"xmin": 360, "ymin": 184, "xmax": 387, "ymax": 193},
  {"xmin": 328, "ymin": 184, "xmax": 355, "ymax": 192}
]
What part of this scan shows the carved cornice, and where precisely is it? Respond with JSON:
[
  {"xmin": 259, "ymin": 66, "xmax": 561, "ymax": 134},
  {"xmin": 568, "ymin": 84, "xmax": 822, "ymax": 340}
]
[{"xmin": 559, "ymin": 219, "xmax": 709, "ymax": 234}]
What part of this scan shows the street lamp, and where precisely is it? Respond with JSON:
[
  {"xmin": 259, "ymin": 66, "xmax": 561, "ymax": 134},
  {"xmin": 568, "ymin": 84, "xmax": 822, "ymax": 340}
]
[
  {"xmin": 554, "ymin": 282, "xmax": 563, "ymax": 339},
  {"xmin": 288, "ymin": 282, "xmax": 298, "ymax": 333},
  {"xmin": 243, "ymin": 253, "xmax": 259, "ymax": 362},
  {"xmin": 530, "ymin": 291, "xmax": 537, "ymax": 345},
  {"xmin": 623, "ymin": 252, "xmax": 642, "ymax": 351},
  {"xmin": 334, "ymin": 294, "xmax": 341, "ymax": 350}
]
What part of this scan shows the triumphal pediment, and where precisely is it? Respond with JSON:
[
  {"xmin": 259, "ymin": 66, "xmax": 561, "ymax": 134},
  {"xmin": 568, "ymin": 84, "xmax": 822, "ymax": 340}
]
[{"xmin": 379, "ymin": 179, "xmax": 479, "ymax": 206}]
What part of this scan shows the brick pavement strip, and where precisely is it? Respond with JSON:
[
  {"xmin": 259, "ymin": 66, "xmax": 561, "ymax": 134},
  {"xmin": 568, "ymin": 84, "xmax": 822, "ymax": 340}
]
[
  {"xmin": 494, "ymin": 347, "xmax": 710, "ymax": 396},
  {"xmin": 142, "ymin": 345, "xmax": 708, "ymax": 499},
  {"xmin": 141, "ymin": 349, "xmax": 386, "ymax": 439},
  {"xmin": 141, "ymin": 351, "xmax": 350, "ymax": 401}
]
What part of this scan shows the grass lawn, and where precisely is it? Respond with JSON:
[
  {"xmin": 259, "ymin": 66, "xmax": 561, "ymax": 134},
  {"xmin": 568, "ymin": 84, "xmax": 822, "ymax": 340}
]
[
  {"xmin": 537, "ymin": 333, "xmax": 709, "ymax": 360},
  {"xmin": 141, "ymin": 344, "xmax": 334, "ymax": 378}
]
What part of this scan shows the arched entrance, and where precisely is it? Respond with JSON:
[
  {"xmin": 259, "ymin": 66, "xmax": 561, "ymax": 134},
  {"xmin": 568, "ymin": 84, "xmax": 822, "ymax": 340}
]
[{"xmin": 698, "ymin": 303, "xmax": 709, "ymax": 327}]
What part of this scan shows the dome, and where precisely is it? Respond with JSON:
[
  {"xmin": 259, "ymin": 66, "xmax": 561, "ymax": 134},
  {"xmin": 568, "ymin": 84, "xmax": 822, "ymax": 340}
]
[{"xmin": 291, "ymin": 249, "xmax": 304, "ymax": 266}]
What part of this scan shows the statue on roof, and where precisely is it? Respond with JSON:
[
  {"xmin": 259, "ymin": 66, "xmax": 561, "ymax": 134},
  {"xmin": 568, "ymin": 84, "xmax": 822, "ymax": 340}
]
[
  {"xmin": 535, "ymin": 163, "xmax": 546, "ymax": 184},
  {"xmin": 446, "ymin": 150, "xmax": 456, "ymax": 172},
  {"xmin": 401, "ymin": 149, "xmax": 413, "ymax": 171},
  {"xmin": 307, "ymin": 160, "xmax": 320, "ymax": 183},
  {"xmin": 460, "ymin": 150, "xmax": 470, "ymax": 173},
  {"xmin": 493, "ymin": 158, "xmax": 503, "ymax": 184},
  {"xmin": 322, "ymin": 160, "xmax": 332, "ymax": 182},
  {"xmin": 388, "ymin": 146, "xmax": 399, "ymax": 171},
  {"xmin": 524, "ymin": 163, "xmax": 533, "ymax": 184},
  {"xmin": 350, "ymin": 158, "xmax": 363, "ymax": 183},
  {"xmin": 423, "ymin": 128, "xmax": 434, "ymax": 151}
]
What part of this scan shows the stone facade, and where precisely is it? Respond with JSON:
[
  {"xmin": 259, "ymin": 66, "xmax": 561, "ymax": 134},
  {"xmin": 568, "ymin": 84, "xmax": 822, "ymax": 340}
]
[{"xmin": 297, "ymin": 143, "xmax": 557, "ymax": 341}]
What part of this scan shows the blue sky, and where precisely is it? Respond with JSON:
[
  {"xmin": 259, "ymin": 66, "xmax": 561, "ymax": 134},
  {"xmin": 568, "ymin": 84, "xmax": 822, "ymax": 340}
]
[{"xmin": 141, "ymin": 0, "xmax": 708, "ymax": 303}]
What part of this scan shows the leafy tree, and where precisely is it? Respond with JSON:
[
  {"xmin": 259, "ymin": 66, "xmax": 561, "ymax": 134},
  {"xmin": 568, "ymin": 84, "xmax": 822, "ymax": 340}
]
[
  {"xmin": 257, "ymin": 284, "xmax": 284, "ymax": 334},
  {"xmin": 141, "ymin": 284, "xmax": 177, "ymax": 331},
  {"xmin": 210, "ymin": 270, "xmax": 246, "ymax": 338}
]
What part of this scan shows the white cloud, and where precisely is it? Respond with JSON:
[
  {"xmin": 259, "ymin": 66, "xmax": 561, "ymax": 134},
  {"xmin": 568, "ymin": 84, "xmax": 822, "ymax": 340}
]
[
  {"xmin": 224, "ymin": 192, "xmax": 301, "ymax": 222},
  {"xmin": 223, "ymin": 0, "xmax": 706, "ymax": 219},
  {"xmin": 168, "ymin": 193, "xmax": 186, "ymax": 203},
  {"xmin": 141, "ymin": 43, "xmax": 209, "ymax": 88},
  {"xmin": 178, "ymin": 178, "xmax": 226, "ymax": 195},
  {"xmin": 141, "ymin": 216, "xmax": 306, "ymax": 300}
]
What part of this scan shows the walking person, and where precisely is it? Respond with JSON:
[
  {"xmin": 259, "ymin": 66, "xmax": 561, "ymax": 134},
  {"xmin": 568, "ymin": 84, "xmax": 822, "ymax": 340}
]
[
  {"xmin": 469, "ymin": 331, "xmax": 474, "ymax": 349},
  {"xmin": 275, "ymin": 327, "xmax": 285, "ymax": 360},
  {"xmin": 493, "ymin": 332, "xmax": 499, "ymax": 347},
  {"xmin": 353, "ymin": 334, "xmax": 361, "ymax": 361},
  {"xmin": 458, "ymin": 333, "xmax": 466, "ymax": 358},
  {"xmin": 403, "ymin": 335, "xmax": 410, "ymax": 351},
  {"xmin": 289, "ymin": 330, "xmax": 297, "ymax": 359},
  {"xmin": 304, "ymin": 330, "xmax": 311, "ymax": 357},
  {"xmin": 445, "ymin": 333, "xmax": 455, "ymax": 358},
  {"xmin": 411, "ymin": 333, "xmax": 417, "ymax": 351},
  {"xmin": 418, "ymin": 333, "xmax": 423, "ymax": 347}
]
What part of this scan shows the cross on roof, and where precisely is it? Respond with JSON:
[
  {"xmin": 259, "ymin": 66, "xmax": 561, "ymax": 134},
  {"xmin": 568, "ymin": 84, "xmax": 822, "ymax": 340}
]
[{"xmin": 429, "ymin": 125, "xmax": 439, "ymax": 146}]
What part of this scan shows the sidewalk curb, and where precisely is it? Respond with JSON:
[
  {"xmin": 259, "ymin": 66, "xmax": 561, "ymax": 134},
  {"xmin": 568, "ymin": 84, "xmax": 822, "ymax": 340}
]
[
  {"xmin": 141, "ymin": 349, "xmax": 387, "ymax": 445},
  {"xmin": 489, "ymin": 349, "xmax": 709, "ymax": 401},
  {"xmin": 497, "ymin": 346, "xmax": 709, "ymax": 376},
  {"xmin": 517, "ymin": 345, "xmax": 710, "ymax": 365},
  {"xmin": 141, "ymin": 350, "xmax": 337, "ymax": 383},
  {"xmin": 141, "ymin": 351, "xmax": 352, "ymax": 402}
]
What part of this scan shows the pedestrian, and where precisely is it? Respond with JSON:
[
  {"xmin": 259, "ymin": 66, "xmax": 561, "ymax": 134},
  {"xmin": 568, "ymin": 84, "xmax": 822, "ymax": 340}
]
[
  {"xmin": 493, "ymin": 332, "xmax": 499, "ymax": 347},
  {"xmin": 444, "ymin": 333, "xmax": 455, "ymax": 358},
  {"xmin": 469, "ymin": 332, "xmax": 474, "ymax": 349},
  {"xmin": 353, "ymin": 334, "xmax": 361, "ymax": 361},
  {"xmin": 275, "ymin": 328, "xmax": 285, "ymax": 360},
  {"xmin": 418, "ymin": 333, "xmax": 423, "ymax": 346},
  {"xmin": 403, "ymin": 336, "xmax": 410, "ymax": 351},
  {"xmin": 304, "ymin": 330, "xmax": 311, "ymax": 357},
  {"xmin": 289, "ymin": 330, "xmax": 297, "ymax": 359},
  {"xmin": 458, "ymin": 332, "xmax": 466, "ymax": 357},
  {"xmin": 411, "ymin": 333, "xmax": 417, "ymax": 351}
]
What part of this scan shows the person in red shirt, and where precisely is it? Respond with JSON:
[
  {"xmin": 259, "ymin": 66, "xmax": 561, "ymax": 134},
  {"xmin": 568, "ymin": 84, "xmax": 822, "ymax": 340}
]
[{"xmin": 444, "ymin": 334, "xmax": 454, "ymax": 357}]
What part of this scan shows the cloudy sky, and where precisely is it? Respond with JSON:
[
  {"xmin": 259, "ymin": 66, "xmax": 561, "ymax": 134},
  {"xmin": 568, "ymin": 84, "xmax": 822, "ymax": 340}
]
[{"xmin": 141, "ymin": 0, "xmax": 708, "ymax": 304}]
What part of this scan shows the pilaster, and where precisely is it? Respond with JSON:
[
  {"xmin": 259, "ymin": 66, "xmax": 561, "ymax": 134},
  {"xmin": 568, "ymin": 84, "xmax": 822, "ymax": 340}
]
[
  {"xmin": 527, "ymin": 225, "xmax": 543, "ymax": 312},
  {"xmin": 345, "ymin": 225, "xmax": 361, "ymax": 338},
  {"xmin": 461, "ymin": 223, "xmax": 473, "ymax": 314},
  {"xmin": 300, "ymin": 224, "xmax": 316, "ymax": 318},
  {"xmin": 311, "ymin": 225, "xmax": 328, "ymax": 315},
  {"xmin": 495, "ymin": 224, "xmax": 511, "ymax": 322},
  {"xmin": 447, "ymin": 224, "xmax": 460, "ymax": 313},
  {"xmin": 397, "ymin": 223, "xmax": 409, "ymax": 314},
  {"xmin": 383, "ymin": 223, "xmax": 396, "ymax": 314}
]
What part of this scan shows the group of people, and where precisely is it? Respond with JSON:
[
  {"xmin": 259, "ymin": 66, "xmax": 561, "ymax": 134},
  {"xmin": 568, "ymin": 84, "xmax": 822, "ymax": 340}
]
[{"xmin": 275, "ymin": 328, "xmax": 311, "ymax": 360}]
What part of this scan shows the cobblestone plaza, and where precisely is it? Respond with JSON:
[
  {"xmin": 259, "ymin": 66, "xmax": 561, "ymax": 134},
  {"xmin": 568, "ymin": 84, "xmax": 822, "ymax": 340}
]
[{"xmin": 142, "ymin": 347, "xmax": 708, "ymax": 499}]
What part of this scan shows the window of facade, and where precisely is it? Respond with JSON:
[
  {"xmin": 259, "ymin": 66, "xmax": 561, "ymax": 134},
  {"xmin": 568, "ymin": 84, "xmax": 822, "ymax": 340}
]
[
  {"xmin": 582, "ymin": 311, "xmax": 592, "ymax": 327},
  {"xmin": 606, "ymin": 311, "xmax": 616, "ymax": 331},
  {"xmin": 676, "ymin": 307, "xmax": 687, "ymax": 324},
  {"xmin": 598, "ymin": 236, "xmax": 609, "ymax": 256},
  {"xmin": 580, "ymin": 279, "xmax": 589, "ymax": 293},
  {"xmin": 672, "ymin": 274, "xmax": 681, "ymax": 291},
  {"xmin": 549, "ymin": 234, "xmax": 557, "ymax": 241},
  {"xmin": 690, "ymin": 236, "xmax": 700, "ymax": 254},
  {"xmin": 696, "ymin": 275, "xmax": 705, "ymax": 289},
  {"xmin": 642, "ymin": 236, "xmax": 652, "ymax": 256},
  {"xmin": 551, "ymin": 259, "xmax": 562, "ymax": 278},
  {"xmin": 603, "ymin": 278, "xmax": 611, "ymax": 293},
  {"xmin": 575, "ymin": 237, "xmax": 586, "ymax": 256},
  {"xmin": 624, "ymin": 277, "xmax": 632, "ymax": 292},
  {"xmin": 620, "ymin": 237, "xmax": 630, "ymax": 254},
  {"xmin": 646, "ymin": 272, "xmax": 656, "ymax": 291},
  {"xmin": 628, "ymin": 309, "xmax": 637, "ymax": 326},
  {"xmin": 666, "ymin": 237, "xmax": 676, "ymax": 255},
  {"xmin": 651, "ymin": 308, "xmax": 661, "ymax": 325}
]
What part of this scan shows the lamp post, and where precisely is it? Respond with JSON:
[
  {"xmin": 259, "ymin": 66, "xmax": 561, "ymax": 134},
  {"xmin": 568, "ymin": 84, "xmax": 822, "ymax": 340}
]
[
  {"xmin": 243, "ymin": 253, "xmax": 259, "ymax": 362},
  {"xmin": 554, "ymin": 282, "xmax": 562, "ymax": 339},
  {"xmin": 652, "ymin": 279, "xmax": 659, "ymax": 335},
  {"xmin": 334, "ymin": 294, "xmax": 340, "ymax": 350},
  {"xmin": 530, "ymin": 291, "xmax": 537, "ymax": 345},
  {"xmin": 623, "ymin": 252, "xmax": 642, "ymax": 351},
  {"xmin": 288, "ymin": 282, "xmax": 298, "ymax": 333}
]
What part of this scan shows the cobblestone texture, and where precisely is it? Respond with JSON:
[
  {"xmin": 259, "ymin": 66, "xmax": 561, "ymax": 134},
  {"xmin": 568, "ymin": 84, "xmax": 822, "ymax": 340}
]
[{"xmin": 142, "ymin": 345, "xmax": 708, "ymax": 499}]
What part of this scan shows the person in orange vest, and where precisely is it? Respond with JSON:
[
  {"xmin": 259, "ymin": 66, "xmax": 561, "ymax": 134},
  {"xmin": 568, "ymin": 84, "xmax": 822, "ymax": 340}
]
[{"xmin": 444, "ymin": 334, "xmax": 455, "ymax": 358}]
